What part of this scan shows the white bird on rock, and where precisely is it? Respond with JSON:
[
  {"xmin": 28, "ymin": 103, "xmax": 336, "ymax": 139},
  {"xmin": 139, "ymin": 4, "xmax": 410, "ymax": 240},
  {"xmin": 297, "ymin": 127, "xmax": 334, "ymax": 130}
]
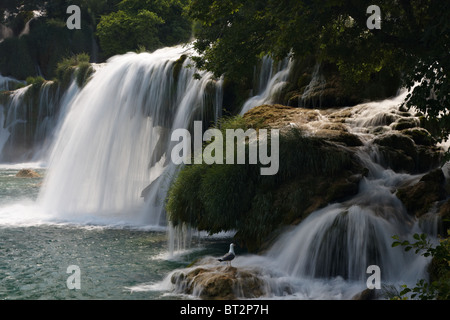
[{"xmin": 218, "ymin": 243, "xmax": 235, "ymax": 266}]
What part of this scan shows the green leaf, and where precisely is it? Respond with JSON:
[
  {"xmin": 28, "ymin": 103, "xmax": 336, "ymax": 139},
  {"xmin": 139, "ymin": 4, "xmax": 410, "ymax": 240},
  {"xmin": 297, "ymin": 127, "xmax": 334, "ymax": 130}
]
[{"xmin": 392, "ymin": 241, "xmax": 401, "ymax": 247}]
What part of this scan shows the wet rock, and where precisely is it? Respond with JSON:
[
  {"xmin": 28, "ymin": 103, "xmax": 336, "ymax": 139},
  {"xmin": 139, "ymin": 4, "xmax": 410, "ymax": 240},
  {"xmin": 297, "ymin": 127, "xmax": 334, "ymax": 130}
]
[
  {"xmin": 352, "ymin": 288, "xmax": 378, "ymax": 300},
  {"xmin": 374, "ymin": 133, "xmax": 416, "ymax": 157},
  {"xmin": 391, "ymin": 117, "xmax": 419, "ymax": 131},
  {"xmin": 170, "ymin": 258, "xmax": 266, "ymax": 300},
  {"xmin": 396, "ymin": 169, "xmax": 447, "ymax": 218},
  {"xmin": 374, "ymin": 133, "xmax": 443, "ymax": 174},
  {"xmin": 314, "ymin": 129, "xmax": 363, "ymax": 147},
  {"xmin": 401, "ymin": 128, "xmax": 436, "ymax": 146},
  {"xmin": 16, "ymin": 169, "xmax": 40, "ymax": 178}
]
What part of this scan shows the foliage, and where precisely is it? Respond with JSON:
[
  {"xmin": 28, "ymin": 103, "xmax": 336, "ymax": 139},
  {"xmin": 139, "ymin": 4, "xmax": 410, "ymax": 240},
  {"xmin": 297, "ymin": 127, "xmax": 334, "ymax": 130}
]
[
  {"xmin": 55, "ymin": 53, "xmax": 93, "ymax": 88},
  {"xmin": 25, "ymin": 75, "xmax": 45, "ymax": 86},
  {"xmin": 1, "ymin": 0, "xmax": 179, "ymax": 74},
  {"xmin": 0, "ymin": 37, "xmax": 35, "ymax": 80},
  {"xmin": 187, "ymin": 0, "xmax": 450, "ymax": 140},
  {"xmin": 0, "ymin": 13, "xmax": 93, "ymax": 80},
  {"xmin": 96, "ymin": 0, "xmax": 192, "ymax": 59},
  {"xmin": 96, "ymin": 10, "xmax": 163, "ymax": 58},
  {"xmin": 391, "ymin": 230, "xmax": 450, "ymax": 300}
]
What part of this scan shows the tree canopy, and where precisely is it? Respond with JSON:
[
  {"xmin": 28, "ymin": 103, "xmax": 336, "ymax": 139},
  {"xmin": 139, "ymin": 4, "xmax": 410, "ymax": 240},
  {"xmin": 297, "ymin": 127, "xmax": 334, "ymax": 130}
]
[
  {"xmin": 96, "ymin": 0, "xmax": 192, "ymax": 58},
  {"xmin": 187, "ymin": 0, "xmax": 450, "ymax": 142}
]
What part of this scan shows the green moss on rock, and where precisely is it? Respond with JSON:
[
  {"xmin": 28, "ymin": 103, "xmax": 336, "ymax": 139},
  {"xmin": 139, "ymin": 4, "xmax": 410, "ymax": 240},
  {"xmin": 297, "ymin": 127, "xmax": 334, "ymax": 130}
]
[
  {"xmin": 396, "ymin": 169, "xmax": 447, "ymax": 218},
  {"xmin": 166, "ymin": 113, "xmax": 366, "ymax": 251}
]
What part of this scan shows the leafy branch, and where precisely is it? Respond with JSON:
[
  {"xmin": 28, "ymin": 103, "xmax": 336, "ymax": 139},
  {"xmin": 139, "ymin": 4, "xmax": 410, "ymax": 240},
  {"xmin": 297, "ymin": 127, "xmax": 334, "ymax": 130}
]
[{"xmin": 391, "ymin": 230, "xmax": 450, "ymax": 300}]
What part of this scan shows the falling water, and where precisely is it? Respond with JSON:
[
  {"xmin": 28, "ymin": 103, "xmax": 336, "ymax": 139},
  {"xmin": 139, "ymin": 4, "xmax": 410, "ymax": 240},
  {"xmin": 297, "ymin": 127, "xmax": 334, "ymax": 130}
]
[
  {"xmin": 240, "ymin": 57, "xmax": 293, "ymax": 115},
  {"xmin": 1, "ymin": 42, "xmax": 442, "ymax": 299},
  {"xmin": 299, "ymin": 63, "xmax": 326, "ymax": 108},
  {"xmin": 0, "ymin": 79, "xmax": 76, "ymax": 163},
  {"xmin": 37, "ymin": 45, "xmax": 223, "ymax": 227},
  {"xmin": 153, "ymin": 91, "xmax": 440, "ymax": 299},
  {"xmin": 245, "ymin": 92, "xmax": 437, "ymax": 297}
]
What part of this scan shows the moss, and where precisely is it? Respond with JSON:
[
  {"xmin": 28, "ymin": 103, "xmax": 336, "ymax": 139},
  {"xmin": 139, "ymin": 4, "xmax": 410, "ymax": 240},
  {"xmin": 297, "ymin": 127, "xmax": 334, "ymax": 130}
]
[
  {"xmin": 401, "ymin": 128, "xmax": 436, "ymax": 146},
  {"xmin": 392, "ymin": 118, "xmax": 419, "ymax": 131},
  {"xmin": 75, "ymin": 62, "xmax": 94, "ymax": 88},
  {"xmin": 166, "ymin": 115, "xmax": 365, "ymax": 251},
  {"xmin": 396, "ymin": 169, "xmax": 447, "ymax": 218},
  {"xmin": 172, "ymin": 54, "xmax": 188, "ymax": 81},
  {"xmin": 55, "ymin": 53, "xmax": 93, "ymax": 89}
]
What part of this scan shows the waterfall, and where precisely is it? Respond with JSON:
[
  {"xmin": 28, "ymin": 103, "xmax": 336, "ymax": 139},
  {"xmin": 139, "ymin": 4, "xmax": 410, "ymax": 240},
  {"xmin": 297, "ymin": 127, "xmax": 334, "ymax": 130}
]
[
  {"xmin": 237, "ymin": 92, "xmax": 437, "ymax": 297},
  {"xmin": 240, "ymin": 57, "xmax": 293, "ymax": 115},
  {"xmin": 299, "ymin": 63, "xmax": 326, "ymax": 108},
  {"xmin": 3, "ymin": 40, "xmax": 440, "ymax": 298},
  {"xmin": 0, "ymin": 79, "xmax": 76, "ymax": 163},
  {"xmin": 0, "ymin": 24, "xmax": 13, "ymax": 42},
  {"xmin": 0, "ymin": 74, "xmax": 23, "ymax": 91},
  {"xmin": 37, "ymin": 45, "xmax": 224, "ymax": 227},
  {"xmin": 154, "ymin": 90, "xmax": 441, "ymax": 299}
]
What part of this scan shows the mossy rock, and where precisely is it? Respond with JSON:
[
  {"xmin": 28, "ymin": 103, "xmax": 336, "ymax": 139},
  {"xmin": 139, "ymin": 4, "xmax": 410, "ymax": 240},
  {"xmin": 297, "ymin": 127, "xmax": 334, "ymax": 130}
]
[
  {"xmin": 401, "ymin": 128, "xmax": 436, "ymax": 146},
  {"xmin": 391, "ymin": 117, "xmax": 419, "ymax": 131},
  {"xmin": 170, "ymin": 261, "xmax": 266, "ymax": 300},
  {"xmin": 166, "ymin": 113, "xmax": 366, "ymax": 251},
  {"xmin": 172, "ymin": 54, "xmax": 188, "ymax": 80},
  {"xmin": 374, "ymin": 133, "xmax": 442, "ymax": 174},
  {"xmin": 16, "ymin": 169, "xmax": 41, "ymax": 178},
  {"xmin": 352, "ymin": 288, "xmax": 379, "ymax": 300},
  {"xmin": 396, "ymin": 169, "xmax": 446, "ymax": 218},
  {"xmin": 374, "ymin": 133, "xmax": 416, "ymax": 157}
]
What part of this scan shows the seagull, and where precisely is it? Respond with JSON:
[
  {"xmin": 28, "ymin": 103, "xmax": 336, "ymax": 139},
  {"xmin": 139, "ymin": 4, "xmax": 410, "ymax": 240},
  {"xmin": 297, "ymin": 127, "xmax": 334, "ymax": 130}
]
[{"xmin": 218, "ymin": 243, "xmax": 235, "ymax": 266}]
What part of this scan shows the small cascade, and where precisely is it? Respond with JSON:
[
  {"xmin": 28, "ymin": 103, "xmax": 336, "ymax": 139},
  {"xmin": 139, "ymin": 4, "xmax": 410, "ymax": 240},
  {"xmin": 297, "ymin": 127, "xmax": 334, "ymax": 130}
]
[
  {"xmin": 250, "ymin": 91, "xmax": 439, "ymax": 296},
  {"xmin": 0, "ymin": 79, "xmax": 75, "ymax": 163},
  {"xmin": 299, "ymin": 63, "xmax": 326, "ymax": 108},
  {"xmin": 240, "ymin": 57, "xmax": 293, "ymax": 115},
  {"xmin": 0, "ymin": 74, "xmax": 24, "ymax": 91},
  {"xmin": 0, "ymin": 24, "xmax": 13, "ymax": 42}
]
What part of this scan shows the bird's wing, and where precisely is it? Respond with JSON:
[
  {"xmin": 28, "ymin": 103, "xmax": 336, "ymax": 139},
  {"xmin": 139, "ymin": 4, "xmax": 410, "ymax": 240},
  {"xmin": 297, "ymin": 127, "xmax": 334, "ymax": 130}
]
[{"xmin": 219, "ymin": 252, "xmax": 235, "ymax": 261}]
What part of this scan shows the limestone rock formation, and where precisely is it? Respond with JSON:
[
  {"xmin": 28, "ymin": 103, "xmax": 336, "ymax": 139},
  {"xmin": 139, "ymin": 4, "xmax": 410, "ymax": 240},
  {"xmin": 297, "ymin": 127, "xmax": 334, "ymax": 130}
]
[
  {"xmin": 16, "ymin": 169, "xmax": 40, "ymax": 178},
  {"xmin": 169, "ymin": 258, "xmax": 267, "ymax": 299}
]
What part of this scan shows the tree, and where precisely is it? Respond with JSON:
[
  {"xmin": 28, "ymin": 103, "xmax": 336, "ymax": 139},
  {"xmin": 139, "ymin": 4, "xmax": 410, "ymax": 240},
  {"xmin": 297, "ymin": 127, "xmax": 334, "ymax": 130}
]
[
  {"xmin": 96, "ymin": 9, "xmax": 163, "ymax": 58},
  {"xmin": 96, "ymin": 0, "xmax": 192, "ymax": 59},
  {"xmin": 187, "ymin": 0, "xmax": 450, "ymax": 142}
]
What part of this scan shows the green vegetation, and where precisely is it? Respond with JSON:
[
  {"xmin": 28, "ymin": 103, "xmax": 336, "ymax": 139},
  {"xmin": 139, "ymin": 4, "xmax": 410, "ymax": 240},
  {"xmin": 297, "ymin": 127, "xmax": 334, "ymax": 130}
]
[
  {"xmin": 187, "ymin": 0, "xmax": 450, "ymax": 141},
  {"xmin": 96, "ymin": 0, "xmax": 192, "ymax": 59},
  {"xmin": 55, "ymin": 53, "xmax": 93, "ymax": 88},
  {"xmin": 392, "ymin": 231, "xmax": 450, "ymax": 300},
  {"xmin": 166, "ymin": 115, "xmax": 365, "ymax": 250},
  {"xmin": 0, "ymin": 0, "xmax": 192, "ymax": 80}
]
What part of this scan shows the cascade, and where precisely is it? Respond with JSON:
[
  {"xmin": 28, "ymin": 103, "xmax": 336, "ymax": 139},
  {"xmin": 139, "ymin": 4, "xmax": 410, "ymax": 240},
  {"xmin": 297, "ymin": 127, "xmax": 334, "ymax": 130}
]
[
  {"xmin": 158, "ymin": 91, "xmax": 440, "ymax": 299},
  {"xmin": 255, "ymin": 92, "xmax": 437, "ymax": 292},
  {"xmin": 0, "ymin": 74, "xmax": 23, "ymax": 91},
  {"xmin": 2, "ymin": 42, "xmax": 441, "ymax": 298},
  {"xmin": 240, "ymin": 57, "xmax": 293, "ymax": 115},
  {"xmin": 0, "ymin": 79, "xmax": 75, "ymax": 163},
  {"xmin": 37, "ymin": 45, "xmax": 224, "ymax": 226},
  {"xmin": 299, "ymin": 63, "xmax": 326, "ymax": 108}
]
